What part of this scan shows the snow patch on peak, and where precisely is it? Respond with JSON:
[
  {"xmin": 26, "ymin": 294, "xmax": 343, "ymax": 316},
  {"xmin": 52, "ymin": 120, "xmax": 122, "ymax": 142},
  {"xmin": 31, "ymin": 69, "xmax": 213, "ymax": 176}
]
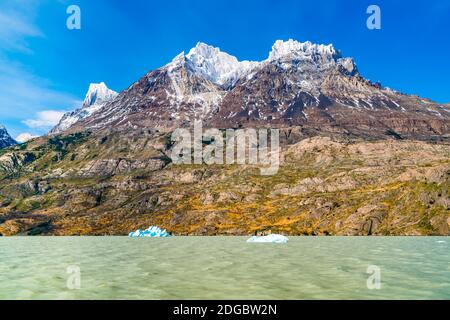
[
  {"xmin": 172, "ymin": 51, "xmax": 186, "ymax": 62},
  {"xmin": 51, "ymin": 82, "xmax": 118, "ymax": 134},
  {"xmin": 268, "ymin": 39, "xmax": 341, "ymax": 64},
  {"xmin": 185, "ymin": 42, "xmax": 259, "ymax": 87},
  {"xmin": 166, "ymin": 51, "xmax": 186, "ymax": 71},
  {"xmin": 83, "ymin": 82, "xmax": 118, "ymax": 108}
]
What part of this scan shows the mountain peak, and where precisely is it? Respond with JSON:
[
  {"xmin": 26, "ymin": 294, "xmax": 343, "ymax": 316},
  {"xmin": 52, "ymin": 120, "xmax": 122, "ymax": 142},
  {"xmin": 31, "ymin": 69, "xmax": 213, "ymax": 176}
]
[
  {"xmin": 187, "ymin": 42, "xmax": 221, "ymax": 57},
  {"xmin": 170, "ymin": 51, "xmax": 186, "ymax": 63},
  {"xmin": 166, "ymin": 42, "xmax": 259, "ymax": 87},
  {"xmin": 83, "ymin": 82, "xmax": 118, "ymax": 108},
  {"xmin": 51, "ymin": 82, "xmax": 118, "ymax": 134},
  {"xmin": 268, "ymin": 39, "xmax": 341, "ymax": 63},
  {"xmin": 0, "ymin": 125, "xmax": 17, "ymax": 149}
]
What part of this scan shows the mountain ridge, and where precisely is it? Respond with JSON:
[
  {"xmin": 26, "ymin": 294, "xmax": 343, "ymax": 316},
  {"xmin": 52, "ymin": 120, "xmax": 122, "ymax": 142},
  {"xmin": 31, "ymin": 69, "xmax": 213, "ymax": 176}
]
[{"xmin": 55, "ymin": 39, "xmax": 450, "ymax": 140}]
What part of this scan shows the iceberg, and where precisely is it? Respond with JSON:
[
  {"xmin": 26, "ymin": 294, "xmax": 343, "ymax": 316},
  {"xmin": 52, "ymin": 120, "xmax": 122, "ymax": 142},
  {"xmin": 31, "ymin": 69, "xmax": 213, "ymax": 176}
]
[
  {"xmin": 246, "ymin": 234, "xmax": 289, "ymax": 243},
  {"xmin": 128, "ymin": 226, "xmax": 170, "ymax": 238}
]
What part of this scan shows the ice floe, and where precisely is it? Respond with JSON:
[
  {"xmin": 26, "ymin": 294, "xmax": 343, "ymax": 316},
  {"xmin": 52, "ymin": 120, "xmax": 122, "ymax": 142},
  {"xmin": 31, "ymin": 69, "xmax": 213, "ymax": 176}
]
[
  {"xmin": 129, "ymin": 226, "xmax": 170, "ymax": 238},
  {"xmin": 246, "ymin": 234, "xmax": 289, "ymax": 243}
]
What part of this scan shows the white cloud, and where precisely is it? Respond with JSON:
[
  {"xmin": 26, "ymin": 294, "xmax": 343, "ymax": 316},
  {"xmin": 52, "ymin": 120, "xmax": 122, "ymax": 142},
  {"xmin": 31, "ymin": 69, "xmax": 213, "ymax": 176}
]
[
  {"xmin": 15, "ymin": 132, "xmax": 38, "ymax": 143},
  {"xmin": 23, "ymin": 110, "xmax": 66, "ymax": 129},
  {"xmin": 0, "ymin": 60, "xmax": 80, "ymax": 134}
]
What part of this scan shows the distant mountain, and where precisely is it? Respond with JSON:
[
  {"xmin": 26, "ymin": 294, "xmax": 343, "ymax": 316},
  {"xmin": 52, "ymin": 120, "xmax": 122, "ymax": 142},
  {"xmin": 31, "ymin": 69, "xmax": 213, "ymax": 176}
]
[
  {"xmin": 51, "ymin": 82, "xmax": 117, "ymax": 134},
  {"xmin": 62, "ymin": 39, "xmax": 450, "ymax": 140},
  {"xmin": 0, "ymin": 125, "xmax": 17, "ymax": 149}
]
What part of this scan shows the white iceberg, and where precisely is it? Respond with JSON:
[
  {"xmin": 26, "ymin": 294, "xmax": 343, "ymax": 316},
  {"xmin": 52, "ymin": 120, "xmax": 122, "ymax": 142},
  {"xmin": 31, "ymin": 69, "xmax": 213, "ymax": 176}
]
[
  {"xmin": 246, "ymin": 234, "xmax": 289, "ymax": 243},
  {"xmin": 129, "ymin": 226, "xmax": 170, "ymax": 238}
]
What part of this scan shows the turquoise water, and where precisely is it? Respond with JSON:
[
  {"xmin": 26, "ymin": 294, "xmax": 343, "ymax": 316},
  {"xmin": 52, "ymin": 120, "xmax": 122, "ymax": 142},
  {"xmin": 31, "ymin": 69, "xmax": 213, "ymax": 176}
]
[{"xmin": 0, "ymin": 237, "xmax": 449, "ymax": 300}]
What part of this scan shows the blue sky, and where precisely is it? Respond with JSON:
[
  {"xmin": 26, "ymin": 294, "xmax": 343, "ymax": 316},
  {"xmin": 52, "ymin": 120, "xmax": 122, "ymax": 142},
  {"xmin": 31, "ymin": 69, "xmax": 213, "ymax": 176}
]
[{"xmin": 1, "ymin": 0, "xmax": 449, "ymax": 139}]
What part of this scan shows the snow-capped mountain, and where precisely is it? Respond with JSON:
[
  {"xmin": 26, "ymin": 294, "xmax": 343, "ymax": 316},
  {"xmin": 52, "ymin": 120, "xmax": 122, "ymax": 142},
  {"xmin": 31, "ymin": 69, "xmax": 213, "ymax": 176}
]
[
  {"xmin": 185, "ymin": 42, "xmax": 259, "ymax": 88},
  {"xmin": 73, "ymin": 47, "xmax": 230, "ymax": 131},
  {"xmin": 65, "ymin": 39, "xmax": 449, "ymax": 139},
  {"xmin": 83, "ymin": 82, "xmax": 117, "ymax": 107},
  {"xmin": 0, "ymin": 125, "xmax": 17, "ymax": 149},
  {"xmin": 51, "ymin": 82, "xmax": 118, "ymax": 134}
]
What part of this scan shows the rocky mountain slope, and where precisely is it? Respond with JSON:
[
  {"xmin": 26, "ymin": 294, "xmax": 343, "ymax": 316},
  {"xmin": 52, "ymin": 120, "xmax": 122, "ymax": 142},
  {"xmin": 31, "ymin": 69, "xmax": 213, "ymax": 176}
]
[
  {"xmin": 64, "ymin": 40, "xmax": 450, "ymax": 140},
  {"xmin": 0, "ymin": 130, "xmax": 448, "ymax": 236},
  {"xmin": 0, "ymin": 125, "xmax": 17, "ymax": 149}
]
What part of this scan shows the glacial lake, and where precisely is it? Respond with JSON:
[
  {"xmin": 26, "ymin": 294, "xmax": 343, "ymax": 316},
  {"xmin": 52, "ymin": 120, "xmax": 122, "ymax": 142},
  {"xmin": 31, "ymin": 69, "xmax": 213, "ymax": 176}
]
[{"xmin": 0, "ymin": 237, "xmax": 449, "ymax": 300}]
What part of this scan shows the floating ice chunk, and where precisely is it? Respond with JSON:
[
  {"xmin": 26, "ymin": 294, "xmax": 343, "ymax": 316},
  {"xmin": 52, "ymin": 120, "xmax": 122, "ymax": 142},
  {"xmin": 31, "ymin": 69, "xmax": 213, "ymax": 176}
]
[
  {"xmin": 129, "ymin": 226, "xmax": 170, "ymax": 238},
  {"xmin": 246, "ymin": 234, "xmax": 289, "ymax": 243},
  {"xmin": 129, "ymin": 229, "xmax": 142, "ymax": 237}
]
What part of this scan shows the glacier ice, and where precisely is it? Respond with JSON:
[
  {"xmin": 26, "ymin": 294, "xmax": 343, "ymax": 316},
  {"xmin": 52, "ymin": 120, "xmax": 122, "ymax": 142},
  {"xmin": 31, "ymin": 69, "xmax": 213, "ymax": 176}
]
[
  {"xmin": 128, "ymin": 226, "xmax": 170, "ymax": 238},
  {"xmin": 246, "ymin": 234, "xmax": 289, "ymax": 243}
]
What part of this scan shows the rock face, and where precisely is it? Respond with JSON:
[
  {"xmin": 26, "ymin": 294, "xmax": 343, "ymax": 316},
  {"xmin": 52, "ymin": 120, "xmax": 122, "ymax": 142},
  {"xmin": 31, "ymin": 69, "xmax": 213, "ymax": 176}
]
[
  {"xmin": 0, "ymin": 131, "xmax": 449, "ymax": 236},
  {"xmin": 64, "ymin": 39, "xmax": 450, "ymax": 140},
  {"xmin": 0, "ymin": 125, "xmax": 17, "ymax": 149}
]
